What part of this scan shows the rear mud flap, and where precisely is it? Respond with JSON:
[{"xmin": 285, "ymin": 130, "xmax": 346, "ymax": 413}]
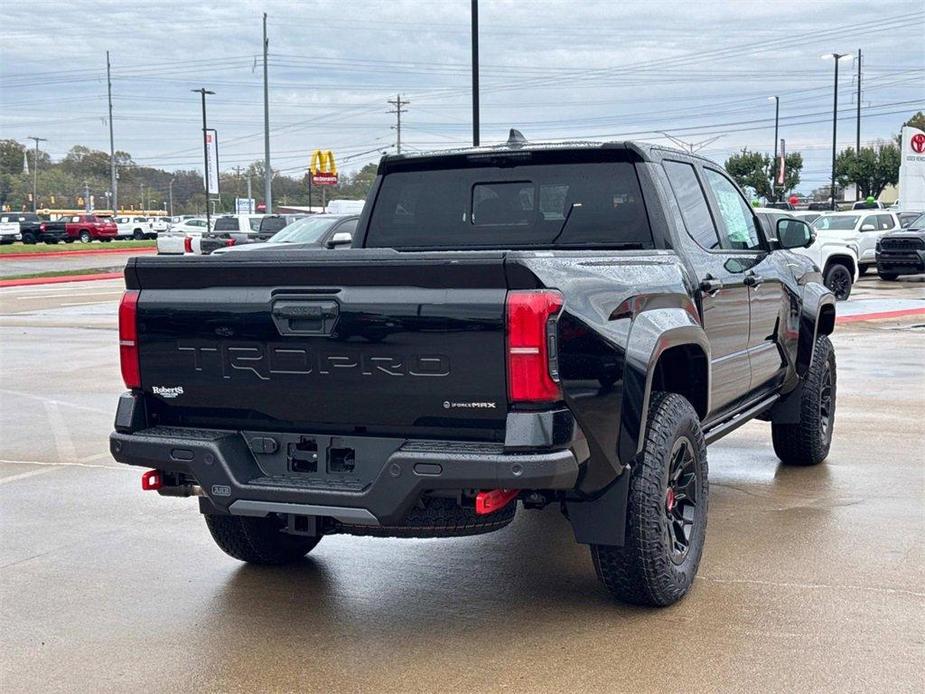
[{"xmin": 565, "ymin": 468, "xmax": 630, "ymax": 546}]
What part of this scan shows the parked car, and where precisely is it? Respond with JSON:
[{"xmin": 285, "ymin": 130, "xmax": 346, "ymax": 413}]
[
  {"xmin": 213, "ymin": 214, "xmax": 358, "ymax": 254},
  {"xmin": 812, "ymin": 210, "xmax": 900, "ymax": 275},
  {"xmin": 113, "ymin": 215, "xmax": 154, "ymax": 240},
  {"xmin": 0, "ymin": 215, "xmax": 22, "ymax": 243},
  {"xmin": 196, "ymin": 214, "xmax": 266, "ymax": 254},
  {"xmin": 324, "ymin": 199, "xmax": 366, "ymax": 215},
  {"xmin": 876, "ymin": 213, "xmax": 925, "ymax": 280},
  {"xmin": 254, "ymin": 213, "xmax": 309, "ymax": 242},
  {"xmin": 61, "ymin": 214, "xmax": 118, "ymax": 243},
  {"xmin": 0, "ymin": 213, "xmax": 67, "ymax": 244},
  {"xmin": 111, "ymin": 139, "xmax": 837, "ymax": 608},
  {"xmin": 156, "ymin": 217, "xmax": 210, "ymax": 255},
  {"xmin": 148, "ymin": 217, "xmax": 170, "ymax": 234},
  {"xmin": 756, "ymin": 208, "xmax": 858, "ymax": 300},
  {"xmin": 851, "ymin": 200, "xmax": 885, "ymax": 210},
  {"xmin": 898, "ymin": 211, "xmax": 923, "ymax": 229},
  {"xmin": 765, "ymin": 201, "xmax": 794, "ymax": 210}
]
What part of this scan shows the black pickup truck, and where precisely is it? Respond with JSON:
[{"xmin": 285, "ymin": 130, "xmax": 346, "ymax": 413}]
[
  {"xmin": 0, "ymin": 212, "xmax": 68, "ymax": 244},
  {"xmin": 110, "ymin": 138, "xmax": 837, "ymax": 606}
]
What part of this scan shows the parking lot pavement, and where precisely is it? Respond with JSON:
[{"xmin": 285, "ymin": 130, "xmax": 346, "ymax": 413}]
[
  {"xmin": 1, "ymin": 277, "xmax": 923, "ymax": 693},
  {"xmin": 0, "ymin": 248, "xmax": 146, "ymax": 279}
]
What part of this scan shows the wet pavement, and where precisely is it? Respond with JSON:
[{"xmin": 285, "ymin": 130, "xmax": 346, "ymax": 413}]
[{"xmin": 1, "ymin": 276, "xmax": 923, "ymax": 693}]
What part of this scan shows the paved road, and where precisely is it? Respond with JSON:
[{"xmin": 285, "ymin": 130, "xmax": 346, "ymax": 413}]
[
  {"xmin": 1, "ymin": 277, "xmax": 923, "ymax": 693},
  {"xmin": 0, "ymin": 248, "xmax": 152, "ymax": 279}
]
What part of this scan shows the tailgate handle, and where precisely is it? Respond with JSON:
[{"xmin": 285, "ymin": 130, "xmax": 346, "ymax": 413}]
[{"xmin": 272, "ymin": 300, "xmax": 339, "ymax": 335}]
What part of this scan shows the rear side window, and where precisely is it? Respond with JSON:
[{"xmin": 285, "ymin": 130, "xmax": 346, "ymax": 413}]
[
  {"xmin": 213, "ymin": 217, "xmax": 238, "ymax": 231},
  {"xmin": 876, "ymin": 214, "xmax": 895, "ymax": 230},
  {"xmin": 663, "ymin": 161, "xmax": 720, "ymax": 250},
  {"xmin": 366, "ymin": 161, "xmax": 652, "ymax": 249}
]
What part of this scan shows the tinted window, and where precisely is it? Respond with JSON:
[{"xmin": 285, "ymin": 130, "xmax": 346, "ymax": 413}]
[
  {"xmin": 702, "ymin": 169, "xmax": 761, "ymax": 250},
  {"xmin": 860, "ymin": 215, "xmax": 879, "ymax": 231},
  {"xmin": 367, "ymin": 161, "xmax": 652, "ymax": 249},
  {"xmin": 876, "ymin": 214, "xmax": 895, "ymax": 230},
  {"xmin": 213, "ymin": 217, "xmax": 238, "ymax": 231},
  {"xmin": 260, "ymin": 216, "xmax": 289, "ymax": 234},
  {"xmin": 268, "ymin": 216, "xmax": 338, "ymax": 244},
  {"xmin": 813, "ymin": 215, "xmax": 859, "ymax": 231},
  {"xmin": 663, "ymin": 161, "xmax": 720, "ymax": 250},
  {"xmin": 335, "ymin": 219, "xmax": 358, "ymax": 235}
]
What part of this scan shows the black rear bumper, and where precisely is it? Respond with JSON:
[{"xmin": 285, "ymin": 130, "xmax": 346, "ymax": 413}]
[{"xmin": 110, "ymin": 396, "xmax": 581, "ymax": 526}]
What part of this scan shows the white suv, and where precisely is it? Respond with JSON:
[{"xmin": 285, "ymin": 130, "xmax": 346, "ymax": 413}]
[{"xmin": 812, "ymin": 211, "xmax": 900, "ymax": 274}]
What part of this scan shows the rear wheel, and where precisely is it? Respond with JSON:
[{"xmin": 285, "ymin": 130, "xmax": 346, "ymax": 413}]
[
  {"xmin": 823, "ymin": 263, "xmax": 852, "ymax": 300},
  {"xmin": 591, "ymin": 391, "xmax": 708, "ymax": 607},
  {"xmin": 79, "ymin": 230, "xmax": 92, "ymax": 243},
  {"xmin": 772, "ymin": 335, "xmax": 836, "ymax": 466},
  {"xmin": 133, "ymin": 229, "xmax": 145, "ymax": 240},
  {"xmin": 204, "ymin": 513, "xmax": 321, "ymax": 564},
  {"xmin": 22, "ymin": 232, "xmax": 36, "ymax": 244}
]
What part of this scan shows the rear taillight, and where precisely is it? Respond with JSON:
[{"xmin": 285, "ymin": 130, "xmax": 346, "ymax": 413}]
[
  {"xmin": 183, "ymin": 236, "xmax": 193, "ymax": 253},
  {"xmin": 224, "ymin": 238, "xmax": 236, "ymax": 247},
  {"xmin": 506, "ymin": 289, "xmax": 563, "ymax": 403},
  {"xmin": 119, "ymin": 290, "xmax": 140, "ymax": 389},
  {"xmin": 40, "ymin": 223, "xmax": 46, "ymax": 231}
]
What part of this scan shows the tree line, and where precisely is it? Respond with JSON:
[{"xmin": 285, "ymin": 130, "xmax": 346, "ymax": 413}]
[{"xmin": 0, "ymin": 139, "xmax": 378, "ymax": 214}]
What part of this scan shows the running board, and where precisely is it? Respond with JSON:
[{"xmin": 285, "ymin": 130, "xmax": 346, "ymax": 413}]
[{"xmin": 703, "ymin": 394, "xmax": 779, "ymax": 445}]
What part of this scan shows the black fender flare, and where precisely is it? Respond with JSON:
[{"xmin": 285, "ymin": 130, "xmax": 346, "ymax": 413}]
[
  {"xmin": 796, "ymin": 283, "xmax": 835, "ymax": 378},
  {"xmin": 619, "ymin": 306, "xmax": 711, "ymax": 464}
]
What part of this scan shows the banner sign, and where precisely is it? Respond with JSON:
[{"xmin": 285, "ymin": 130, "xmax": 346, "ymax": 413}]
[
  {"xmin": 310, "ymin": 149, "xmax": 338, "ymax": 186},
  {"xmin": 235, "ymin": 197, "xmax": 255, "ymax": 214},
  {"xmin": 205, "ymin": 129, "xmax": 220, "ymax": 196},
  {"xmin": 899, "ymin": 126, "xmax": 925, "ymax": 210}
]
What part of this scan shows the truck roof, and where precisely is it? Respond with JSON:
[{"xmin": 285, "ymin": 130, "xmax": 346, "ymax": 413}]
[{"xmin": 378, "ymin": 132, "xmax": 716, "ymax": 171}]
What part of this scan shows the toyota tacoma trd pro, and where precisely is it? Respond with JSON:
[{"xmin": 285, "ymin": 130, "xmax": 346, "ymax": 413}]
[{"xmin": 110, "ymin": 138, "xmax": 837, "ymax": 606}]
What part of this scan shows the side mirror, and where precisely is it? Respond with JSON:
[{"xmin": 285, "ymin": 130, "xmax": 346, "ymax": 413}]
[
  {"xmin": 777, "ymin": 218, "xmax": 815, "ymax": 249},
  {"xmin": 326, "ymin": 231, "xmax": 353, "ymax": 248},
  {"xmin": 860, "ymin": 223, "xmax": 876, "ymax": 231}
]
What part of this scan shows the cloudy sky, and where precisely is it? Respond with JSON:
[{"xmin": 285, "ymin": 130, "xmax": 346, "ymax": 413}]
[{"xmin": 2, "ymin": 0, "xmax": 923, "ymax": 192}]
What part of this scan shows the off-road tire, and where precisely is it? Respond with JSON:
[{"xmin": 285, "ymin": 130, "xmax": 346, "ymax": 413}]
[
  {"xmin": 204, "ymin": 513, "xmax": 321, "ymax": 564},
  {"xmin": 771, "ymin": 335, "xmax": 836, "ymax": 466},
  {"xmin": 22, "ymin": 232, "xmax": 36, "ymax": 244},
  {"xmin": 591, "ymin": 392, "xmax": 708, "ymax": 607},
  {"xmin": 858, "ymin": 265, "xmax": 868, "ymax": 277},
  {"xmin": 823, "ymin": 262, "xmax": 852, "ymax": 301},
  {"xmin": 877, "ymin": 272, "xmax": 899, "ymax": 281}
]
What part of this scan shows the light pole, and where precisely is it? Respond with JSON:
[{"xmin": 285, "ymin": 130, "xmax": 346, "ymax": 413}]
[
  {"xmin": 192, "ymin": 87, "xmax": 215, "ymax": 230},
  {"xmin": 168, "ymin": 178, "xmax": 175, "ymax": 217},
  {"xmin": 823, "ymin": 53, "xmax": 850, "ymax": 210},
  {"xmin": 27, "ymin": 136, "xmax": 47, "ymax": 212},
  {"xmin": 768, "ymin": 96, "xmax": 779, "ymax": 201},
  {"xmin": 471, "ymin": 0, "xmax": 479, "ymax": 146}
]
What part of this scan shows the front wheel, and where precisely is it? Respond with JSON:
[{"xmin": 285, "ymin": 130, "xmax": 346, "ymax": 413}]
[
  {"xmin": 22, "ymin": 232, "xmax": 36, "ymax": 244},
  {"xmin": 772, "ymin": 335, "xmax": 836, "ymax": 466},
  {"xmin": 592, "ymin": 391, "xmax": 708, "ymax": 607},
  {"xmin": 79, "ymin": 230, "xmax": 92, "ymax": 243},
  {"xmin": 823, "ymin": 263, "xmax": 852, "ymax": 301},
  {"xmin": 204, "ymin": 513, "xmax": 322, "ymax": 564}
]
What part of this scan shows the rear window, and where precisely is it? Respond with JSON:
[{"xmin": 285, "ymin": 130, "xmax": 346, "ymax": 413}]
[
  {"xmin": 213, "ymin": 217, "xmax": 238, "ymax": 232},
  {"xmin": 260, "ymin": 217, "xmax": 289, "ymax": 234},
  {"xmin": 366, "ymin": 161, "xmax": 652, "ymax": 249}
]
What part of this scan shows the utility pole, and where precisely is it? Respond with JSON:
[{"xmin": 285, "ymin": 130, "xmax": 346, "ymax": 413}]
[
  {"xmin": 769, "ymin": 96, "xmax": 779, "ymax": 201},
  {"xmin": 27, "ymin": 136, "xmax": 46, "ymax": 213},
  {"xmin": 471, "ymin": 0, "xmax": 480, "ymax": 146},
  {"xmin": 106, "ymin": 51, "xmax": 118, "ymax": 214},
  {"xmin": 192, "ymin": 87, "xmax": 215, "ymax": 230},
  {"xmin": 823, "ymin": 53, "xmax": 849, "ymax": 211},
  {"xmin": 856, "ymin": 48, "xmax": 862, "ymax": 201},
  {"xmin": 387, "ymin": 94, "xmax": 410, "ymax": 154},
  {"xmin": 168, "ymin": 178, "xmax": 175, "ymax": 217},
  {"xmin": 84, "ymin": 181, "xmax": 90, "ymax": 212},
  {"xmin": 263, "ymin": 12, "xmax": 272, "ymax": 213},
  {"xmin": 140, "ymin": 182, "xmax": 145, "ymax": 213},
  {"xmin": 246, "ymin": 174, "xmax": 253, "ymax": 213}
]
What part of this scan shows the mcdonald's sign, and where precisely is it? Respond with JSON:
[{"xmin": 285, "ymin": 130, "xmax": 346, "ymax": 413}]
[{"xmin": 310, "ymin": 150, "xmax": 338, "ymax": 186}]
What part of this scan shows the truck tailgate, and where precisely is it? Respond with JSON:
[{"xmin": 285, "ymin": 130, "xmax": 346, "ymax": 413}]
[{"xmin": 129, "ymin": 250, "xmax": 516, "ymax": 439}]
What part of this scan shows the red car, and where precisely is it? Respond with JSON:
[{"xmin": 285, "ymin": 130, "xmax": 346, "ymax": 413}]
[{"xmin": 61, "ymin": 215, "xmax": 118, "ymax": 243}]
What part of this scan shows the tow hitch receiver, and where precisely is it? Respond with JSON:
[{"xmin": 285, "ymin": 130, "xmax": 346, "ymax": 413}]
[
  {"xmin": 475, "ymin": 489, "xmax": 519, "ymax": 515},
  {"xmin": 141, "ymin": 469, "xmax": 163, "ymax": 491}
]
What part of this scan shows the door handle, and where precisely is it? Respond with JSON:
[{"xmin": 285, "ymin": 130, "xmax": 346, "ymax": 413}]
[
  {"xmin": 744, "ymin": 272, "xmax": 765, "ymax": 287},
  {"xmin": 699, "ymin": 276, "xmax": 724, "ymax": 295}
]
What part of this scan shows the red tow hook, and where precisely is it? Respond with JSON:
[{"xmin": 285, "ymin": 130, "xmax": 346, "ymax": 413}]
[
  {"xmin": 475, "ymin": 489, "xmax": 519, "ymax": 515},
  {"xmin": 141, "ymin": 469, "xmax": 164, "ymax": 491}
]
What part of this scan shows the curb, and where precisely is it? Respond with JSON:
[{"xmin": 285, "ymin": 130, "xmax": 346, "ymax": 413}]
[
  {"xmin": 0, "ymin": 272, "xmax": 123, "ymax": 288},
  {"xmin": 0, "ymin": 247, "xmax": 155, "ymax": 261},
  {"xmin": 836, "ymin": 307, "xmax": 925, "ymax": 324}
]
